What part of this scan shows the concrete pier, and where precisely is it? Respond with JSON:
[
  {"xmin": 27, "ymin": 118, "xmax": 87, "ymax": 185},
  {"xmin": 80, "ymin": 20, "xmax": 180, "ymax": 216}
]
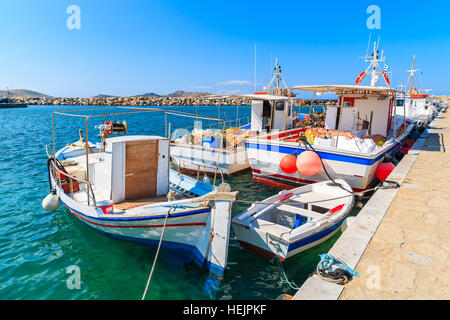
[{"xmin": 293, "ymin": 111, "xmax": 450, "ymax": 300}]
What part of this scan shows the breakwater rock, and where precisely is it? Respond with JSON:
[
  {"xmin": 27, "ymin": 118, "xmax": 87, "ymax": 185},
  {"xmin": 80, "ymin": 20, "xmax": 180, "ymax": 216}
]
[{"xmin": 11, "ymin": 95, "xmax": 337, "ymax": 107}]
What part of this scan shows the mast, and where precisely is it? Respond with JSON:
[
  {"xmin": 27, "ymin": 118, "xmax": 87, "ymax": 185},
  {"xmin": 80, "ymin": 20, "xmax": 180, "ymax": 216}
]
[
  {"xmin": 364, "ymin": 40, "xmax": 388, "ymax": 87},
  {"xmin": 264, "ymin": 58, "xmax": 289, "ymax": 95},
  {"xmin": 410, "ymin": 55, "xmax": 415, "ymax": 95},
  {"xmin": 370, "ymin": 42, "xmax": 378, "ymax": 86}
]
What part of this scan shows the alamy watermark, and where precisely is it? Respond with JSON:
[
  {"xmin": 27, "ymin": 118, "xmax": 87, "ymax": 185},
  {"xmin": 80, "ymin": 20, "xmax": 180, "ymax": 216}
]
[
  {"xmin": 366, "ymin": 265, "xmax": 381, "ymax": 289},
  {"xmin": 66, "ymin": 5, "xmax": 81, "ymax": 30},
  {"xmin": 366, "ymin": 5, "xmax": 381, "ymax": 30},
  {"xmin": 66, "ymin": 265, "xmax": 81, "ymax": 290}
]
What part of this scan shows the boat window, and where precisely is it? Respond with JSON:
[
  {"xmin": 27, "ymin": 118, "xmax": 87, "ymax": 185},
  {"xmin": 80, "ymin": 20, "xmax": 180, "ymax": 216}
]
[
  {"xmin": 396, "ymin": 99, "xmax": 404, "ymax": 106},
  {"xmin": 276, "ymin": 101, "xmax": 285, "ymax": 111}
]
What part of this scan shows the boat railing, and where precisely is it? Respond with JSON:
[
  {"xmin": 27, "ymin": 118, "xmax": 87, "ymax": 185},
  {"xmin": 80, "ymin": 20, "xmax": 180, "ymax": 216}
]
[
  {"xmin": 46, "ymin": 145, "xmax": 97, "ymax": 207},
  {"xmin": 173, "ymin": 115, "xmax": 251, "ymax": 134}
]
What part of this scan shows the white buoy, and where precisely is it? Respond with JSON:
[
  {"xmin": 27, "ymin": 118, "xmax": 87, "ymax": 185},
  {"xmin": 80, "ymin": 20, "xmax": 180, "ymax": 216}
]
[
  {"xmin": 341, "ymin": 216, "xmax": 356, "ymax": 233},
  {"xmin": 42, "ymin": 190, "xmax": 60, "ymax": 211}
]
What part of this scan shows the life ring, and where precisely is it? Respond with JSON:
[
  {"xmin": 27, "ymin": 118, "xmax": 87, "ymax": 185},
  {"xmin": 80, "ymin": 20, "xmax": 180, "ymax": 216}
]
[
  {"xmin": 355, "ymin": 71, "xmax": 366, "ymax": 85},
  {"xmin": 382, "ymin": 71, "xmax": 390, "ymax": 87}
]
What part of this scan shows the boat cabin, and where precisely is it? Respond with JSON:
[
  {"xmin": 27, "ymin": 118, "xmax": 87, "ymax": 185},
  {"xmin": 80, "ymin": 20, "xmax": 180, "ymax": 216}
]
[
  {"xmin": 247, "ymin": 93, "xmax": 296, "ymax": 133},
  {"xmin": 293, "ymin": 85, "xmax": 400, "ymax": 139},
  {"xmin": 56, "ymin": 135, "xmax": 170, "ymax": 206}
]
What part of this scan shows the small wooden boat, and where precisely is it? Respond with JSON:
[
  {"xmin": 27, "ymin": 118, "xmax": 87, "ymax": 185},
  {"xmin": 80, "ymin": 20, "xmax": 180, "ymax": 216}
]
[
  {"xmin": 231, "ymin": 179, "xmax": 354, "ymax": 260},
  {"xmin": 43, "ymin": 107, "xmax": 237, "ymax": 277}
]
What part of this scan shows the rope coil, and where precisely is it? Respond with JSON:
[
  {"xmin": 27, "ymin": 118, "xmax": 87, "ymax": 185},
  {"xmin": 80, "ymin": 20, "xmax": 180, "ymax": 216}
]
[{"xmin": 315, "ymin": 253, "xmax": 359, "ymax": 285}]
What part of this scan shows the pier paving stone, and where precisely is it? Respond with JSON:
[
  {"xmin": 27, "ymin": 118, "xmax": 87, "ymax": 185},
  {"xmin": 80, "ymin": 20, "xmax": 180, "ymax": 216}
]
[{"xmin": 338, "ymin": 112, "xmax": 450, "ymax": 300}]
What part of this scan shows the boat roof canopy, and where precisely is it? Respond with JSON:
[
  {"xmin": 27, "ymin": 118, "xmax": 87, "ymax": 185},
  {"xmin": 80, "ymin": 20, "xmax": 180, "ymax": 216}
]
[
  {"xmin": 244, "ymin": 94, "xmax": 290, "ymax": 101},
  {"xmin": 292, "ymin": 85, "xmax": 402, "ymax": 95}
]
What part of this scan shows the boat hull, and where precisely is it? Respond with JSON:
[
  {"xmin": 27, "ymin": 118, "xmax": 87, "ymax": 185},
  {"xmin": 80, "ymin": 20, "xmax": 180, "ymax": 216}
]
[
  {"xmin": 50, "ymin": 155, "xmax": 232, "ymax": 277},
  {"xmin": 246, "ymin": 129, "xmax": 409, "ymax": 191},
  {"xmin": 234, "ymin": 218, "xmax": 345, "ymax": 260},
  {"xmin": 0, "ymin": 103, "xmax": 27, "ymax": 108}
]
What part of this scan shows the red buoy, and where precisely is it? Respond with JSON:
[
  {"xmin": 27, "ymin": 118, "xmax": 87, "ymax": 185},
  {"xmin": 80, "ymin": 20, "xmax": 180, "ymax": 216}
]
[
  {"xmin": 280, "ymin": 154, "xmax": 298, "ymax": 174},
  {"xmin": 296, "ymin": 151, "xmax": 322, "ymax": 176},
  {"xmin": 376, "ymin": 162, "xmax": 395, "ymax": 181}
]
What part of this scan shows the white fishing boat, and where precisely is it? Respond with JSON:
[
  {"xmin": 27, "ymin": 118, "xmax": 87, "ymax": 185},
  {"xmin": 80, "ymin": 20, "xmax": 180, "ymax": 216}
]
[
  {"xmin": 169, "ymin": 59, "xmax": 296, "ymax": 176},
  {"xmin": 246, "ymin": 41, "xmax": 413, "ymax": 191},
  {"xmin": 231, "ymin": 179, "xmax": 354, "ymax": 260},
  {"xmin": 42, "ymin": 107, "xmax": 237, "ymax": 277},
  {"xmin": 395, "ymin": 55, "xmax": 437, "ymax": 130}
]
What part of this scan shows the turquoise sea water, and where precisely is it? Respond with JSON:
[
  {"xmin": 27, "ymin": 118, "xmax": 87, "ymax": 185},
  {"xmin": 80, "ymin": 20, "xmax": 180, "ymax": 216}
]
[{"xmin": 0, "ymin": 105, "xmax": 358, "ymax": 300}]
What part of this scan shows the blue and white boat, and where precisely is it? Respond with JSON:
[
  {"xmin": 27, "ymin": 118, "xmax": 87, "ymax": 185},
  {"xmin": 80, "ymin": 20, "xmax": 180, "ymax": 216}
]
[
  {"xmin": 232, "ymin": 179, "xmax": 354, "ymax": 260},
  {"xmin": 43, "ymin": 107, "xmax": 237, "ymax": 277},
  {"xmin": 246, "ymin": 41, "xmax": 413, "ymax": 191},
  {"xmin": 395, "ymin": 55, "xmax": 437, "ymax": 130}
]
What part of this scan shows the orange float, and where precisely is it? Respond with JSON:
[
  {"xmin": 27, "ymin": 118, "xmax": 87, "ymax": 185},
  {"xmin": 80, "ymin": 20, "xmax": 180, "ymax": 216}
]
[{"xmin": 296, "ymin": 151, "xmax": 322, "ymax": 176}]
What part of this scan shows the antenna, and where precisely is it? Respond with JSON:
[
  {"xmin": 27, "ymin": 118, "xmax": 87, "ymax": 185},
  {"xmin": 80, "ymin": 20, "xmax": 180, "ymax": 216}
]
[
  {"xmin": 365, "ymin": 32, "xmax": 372, "ymax": 59},
  {"xmin": 254, "ymin": 43, "xmax": 257, "ymax": 92}
]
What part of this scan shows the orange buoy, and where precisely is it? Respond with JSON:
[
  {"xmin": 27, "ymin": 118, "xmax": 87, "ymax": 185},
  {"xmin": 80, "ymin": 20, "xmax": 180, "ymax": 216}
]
[
  {"xmin": 280, "ymin": 154, "xmax": 298, "ymax": 174},
  {"xmin": 376, "ymin": 162, "xmax": 395, "ymax": 181},
  {"xmin": 296, "ymin": 151, "xmax": 322, "ymax": 176}
]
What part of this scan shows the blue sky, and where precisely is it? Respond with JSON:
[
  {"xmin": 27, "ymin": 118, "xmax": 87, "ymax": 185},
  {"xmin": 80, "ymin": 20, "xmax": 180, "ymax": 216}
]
[{"xmin": 0, "ymin": 0, "xmax": 449, "ymax": 97}]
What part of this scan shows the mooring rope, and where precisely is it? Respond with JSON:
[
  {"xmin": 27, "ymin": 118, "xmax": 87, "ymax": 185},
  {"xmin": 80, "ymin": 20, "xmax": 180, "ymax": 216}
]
[
  {"xmin": 141, "ymin": 206, "xmax": 173, "ymax": 300},
  {"xmin": 270, "ymin": 230, "xmax": 300, "ymax": 291},
  {"xmin": 232, "ymin": 180, "xmax": 398, "ymax": 207}
]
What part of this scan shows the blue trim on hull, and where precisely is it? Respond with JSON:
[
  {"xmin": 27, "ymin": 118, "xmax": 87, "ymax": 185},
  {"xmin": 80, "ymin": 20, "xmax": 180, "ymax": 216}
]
[
  {"xmin": 246, "ymin": 142, "xmax": 399, "ymax": 166},
  {"xmin": 287, "ymin": 218, "xmax": 346, "ymax": 252}
]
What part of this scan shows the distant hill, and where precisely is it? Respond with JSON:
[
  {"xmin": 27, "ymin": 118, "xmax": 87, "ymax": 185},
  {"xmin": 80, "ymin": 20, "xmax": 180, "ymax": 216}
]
[
  {"xmin": 166, "ymin": 90, "xmax": 214, "ymax": 98},
  {"xmin": 3, "ymin": 89, "xmax": 214, "ymax": 99},
  {"xmin": 132, "ymin": 92, "xmax": 161, "ymax": 97},
  {"xmin": 93, "ymin": 94, "xmax": 117, "ymax": 98},
  {"xmin": 0, "ymin": 89, "xmax": 51, "ymax": 98}
]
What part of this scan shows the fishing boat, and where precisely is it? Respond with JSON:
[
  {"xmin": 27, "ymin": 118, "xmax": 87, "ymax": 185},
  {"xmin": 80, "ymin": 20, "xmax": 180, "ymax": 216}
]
[
  {"xmin": 231, "ymin": 179, "xmax": 354, "ymax": 260},
  {"xmin": 0, "ymin": 88, "xmax": 27, "ymax": 108},
  {"xmin": 169, "ymin": 59, "xmax": 296, "ymax": 176},
  {"xmin": 42, "ymin": 107, "xmax": 237, "ymax": 277},
  {"xmin": 395, "ymin": 55, "xmax": 437, "ymax": 130},
  {"xmin": 246, "ymin": 41, "xmax": 414, "ymax": 191}
]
